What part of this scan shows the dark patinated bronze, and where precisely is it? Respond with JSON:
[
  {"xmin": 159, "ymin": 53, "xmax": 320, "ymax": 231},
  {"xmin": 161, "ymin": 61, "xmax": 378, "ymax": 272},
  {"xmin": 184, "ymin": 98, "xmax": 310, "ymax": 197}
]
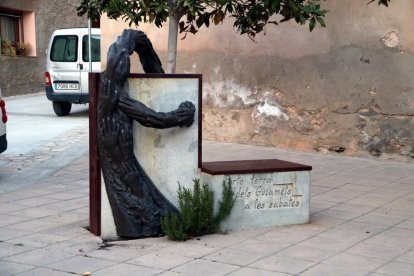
[{"xmin": 98, "ymin": 29, "xmax": 195, "ymax": 238}]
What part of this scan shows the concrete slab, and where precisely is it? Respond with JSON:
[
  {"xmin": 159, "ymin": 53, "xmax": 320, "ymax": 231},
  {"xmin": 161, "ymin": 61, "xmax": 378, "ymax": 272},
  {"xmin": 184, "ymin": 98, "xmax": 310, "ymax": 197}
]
[
  {"xmin": 202, "ymin": 170, "xmax": 310, "ymax": 230},
  {"xmin": 1, "ymin": 137, "xmax": 414, "ymax": 275}
]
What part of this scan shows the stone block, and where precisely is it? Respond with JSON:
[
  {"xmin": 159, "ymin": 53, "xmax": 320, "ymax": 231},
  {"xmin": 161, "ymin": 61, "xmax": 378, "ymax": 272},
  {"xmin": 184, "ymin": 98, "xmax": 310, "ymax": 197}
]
[
  {"xmin": 201, "ymin": 159, "xmax": 311, "ymax": 230},
  {"xmin": 129, "ymin": 75, "xmax": 201, "ymax": 207}
]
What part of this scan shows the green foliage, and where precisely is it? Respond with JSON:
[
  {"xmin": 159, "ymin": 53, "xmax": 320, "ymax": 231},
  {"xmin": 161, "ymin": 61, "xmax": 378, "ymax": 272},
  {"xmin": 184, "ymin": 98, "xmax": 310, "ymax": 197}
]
[
  {"xmin": 15, "ymin": 42, "xmax": 30, "ymax": 56},
  {"xmin": 77, "ymin": 0, "xmax": 390, "ymax": 39},
  {"xmin": 160, "ymin": 178, "xmax": 235, "ymax": 241},
  {"xmin": 1, "ymin": 40, "xmax": 16, "ymax": 57}
]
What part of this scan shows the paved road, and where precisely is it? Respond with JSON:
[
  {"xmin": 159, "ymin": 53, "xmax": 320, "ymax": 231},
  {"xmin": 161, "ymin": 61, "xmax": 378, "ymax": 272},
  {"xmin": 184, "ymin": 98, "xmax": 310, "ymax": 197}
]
[
  {"xmin": 0, "ymin": 93, "xmax": 89, "ymax": 193},
  {"xmin": 1, "ymin": 95, "xmax": 414, "ymax": 275},
  {"xmin": 1, "ymin": 139, "xmax": 414, "ymax": 275}
]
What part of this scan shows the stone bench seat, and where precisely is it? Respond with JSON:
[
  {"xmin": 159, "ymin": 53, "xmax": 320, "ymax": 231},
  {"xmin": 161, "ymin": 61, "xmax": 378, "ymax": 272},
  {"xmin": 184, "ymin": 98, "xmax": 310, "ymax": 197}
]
[
  {"xmin": 200, "ymin": 159, "xmax": 312, "ymax": 231},
  {"xmin": 201, "ymin": 159, "xmax": 312, "ymax": 175}
]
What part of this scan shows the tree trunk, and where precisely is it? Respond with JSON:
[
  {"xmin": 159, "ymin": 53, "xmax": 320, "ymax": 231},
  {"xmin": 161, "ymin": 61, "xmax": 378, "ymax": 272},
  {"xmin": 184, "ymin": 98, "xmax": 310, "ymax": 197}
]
[{"xmin": 166, "ymin": 1, "xmax": 179, "ymax": 73}]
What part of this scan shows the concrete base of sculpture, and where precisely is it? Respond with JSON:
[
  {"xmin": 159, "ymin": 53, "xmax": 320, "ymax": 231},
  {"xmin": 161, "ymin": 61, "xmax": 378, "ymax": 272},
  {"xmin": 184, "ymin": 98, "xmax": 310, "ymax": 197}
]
[
  {"xmin": 101, "ymin": 160, "xmax": 311, "ymax": 239},
  {"xmin": 201, "ymin": 159, "xmax": 311, "ymax": 231},
  {"xmin": 129, "ymin": 75, "xmax": 201, "ymax": 208},
  {"xmin": 101, "ymin": 174, "xmax": 118, "ymax": 240}
]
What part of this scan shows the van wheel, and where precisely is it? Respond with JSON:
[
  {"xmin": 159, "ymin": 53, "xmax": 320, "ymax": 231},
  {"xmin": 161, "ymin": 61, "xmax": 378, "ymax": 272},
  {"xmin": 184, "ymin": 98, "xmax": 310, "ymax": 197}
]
[{"xmin": 53, "ymin": 102, "xmax": 72, "ymax": 116}]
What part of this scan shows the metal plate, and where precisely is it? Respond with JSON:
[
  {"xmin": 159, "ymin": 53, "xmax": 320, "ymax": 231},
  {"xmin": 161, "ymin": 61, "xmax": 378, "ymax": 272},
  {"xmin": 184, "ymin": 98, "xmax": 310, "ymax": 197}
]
[{"xmin": 55, "ymin": 83, "xmax": 79, "ymax": 90}]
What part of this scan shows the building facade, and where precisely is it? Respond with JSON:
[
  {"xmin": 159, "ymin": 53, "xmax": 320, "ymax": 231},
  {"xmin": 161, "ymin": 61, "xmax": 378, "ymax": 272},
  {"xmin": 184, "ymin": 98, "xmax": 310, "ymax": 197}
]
[
  {"xmin": 100, "ymin": 1, "xmax": 414, "ymax": 161},
  {"xmin": 0, "ymin": 0, "xmax": 86, "ymax": 97},
  {"xmin": 2, "ymin": 1, "xmax": 413, "ymax": 161}
]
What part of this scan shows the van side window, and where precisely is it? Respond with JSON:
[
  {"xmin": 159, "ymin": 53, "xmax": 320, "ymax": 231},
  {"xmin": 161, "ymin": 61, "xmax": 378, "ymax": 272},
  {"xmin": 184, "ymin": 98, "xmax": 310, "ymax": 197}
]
[
  {"xmin": 50, "ymin": 35, "xmax": 78, "ymax": 62},
  {"xmin": 82, "ymin": 35, "xmax": 100, "ymax": 62}
]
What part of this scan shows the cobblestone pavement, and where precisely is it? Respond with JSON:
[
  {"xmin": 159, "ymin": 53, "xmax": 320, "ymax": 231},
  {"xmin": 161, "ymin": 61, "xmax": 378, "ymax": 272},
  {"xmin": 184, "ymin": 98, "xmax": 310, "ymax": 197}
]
[
  {"xmin": 0, "ymin": 128, "xmax": 88, "ymax": 175},
  {"xmin": 0, "ymin": 140, "xmax": 414, "ymax": 275},
  {"xmin": 0, "ymin": 127, "xmax": 89, "ymax": 194},
  {"xmin": 0, "ymin": 93, "xmax": 89, "ymax": 195}
]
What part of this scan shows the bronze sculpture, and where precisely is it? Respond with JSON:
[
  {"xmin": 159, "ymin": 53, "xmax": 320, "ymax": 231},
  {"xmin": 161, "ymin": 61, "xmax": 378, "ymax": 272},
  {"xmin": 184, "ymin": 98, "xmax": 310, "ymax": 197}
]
[{"xmin": 98, "ymin": 29, "xmax": 195, "ymax": 238}]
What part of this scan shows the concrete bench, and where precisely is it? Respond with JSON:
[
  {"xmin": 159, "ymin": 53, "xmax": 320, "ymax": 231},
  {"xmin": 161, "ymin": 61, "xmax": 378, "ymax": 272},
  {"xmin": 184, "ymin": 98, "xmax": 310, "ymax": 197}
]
[{"xmin": 201, "ymin": 159, "xmax": 312, "ymax": 231}]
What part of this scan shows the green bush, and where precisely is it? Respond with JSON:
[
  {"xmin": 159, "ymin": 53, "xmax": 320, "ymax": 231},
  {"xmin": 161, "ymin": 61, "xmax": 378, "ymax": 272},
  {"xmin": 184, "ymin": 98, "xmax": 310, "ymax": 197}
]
[
  {"xmin": 1, "ymin": 40, "xmax": 16, "ymax": 57},
  {"xmin": 161, "ymin": 178, "xmax": 235, "ymax": 241}
]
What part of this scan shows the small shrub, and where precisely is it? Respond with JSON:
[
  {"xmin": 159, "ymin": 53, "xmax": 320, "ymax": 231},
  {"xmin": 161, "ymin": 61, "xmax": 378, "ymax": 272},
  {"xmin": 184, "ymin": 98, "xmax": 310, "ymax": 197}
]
[
  {"xmin": 16, "ymin": 42, "xmax": 30, "ymax": 56},
  {"xmin": 161, "ymin": 178, "xmax": 235, "ymax": 241},
  {"xmin": 1, "ymin": 40, "xmax": 16, "ymax": 57}
]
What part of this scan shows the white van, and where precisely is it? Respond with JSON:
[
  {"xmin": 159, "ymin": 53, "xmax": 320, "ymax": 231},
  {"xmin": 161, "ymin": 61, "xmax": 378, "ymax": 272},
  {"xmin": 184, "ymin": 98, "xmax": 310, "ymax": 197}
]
[{"xmin": 45, "ymin": 28, "xmax": 101, "ymax": 116}]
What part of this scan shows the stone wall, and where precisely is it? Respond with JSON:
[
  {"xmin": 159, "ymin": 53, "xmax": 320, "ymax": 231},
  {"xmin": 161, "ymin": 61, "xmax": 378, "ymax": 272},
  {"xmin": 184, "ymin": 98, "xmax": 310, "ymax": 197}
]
[
  {"xmin": 89, "ymin": 1, "xmax": 414, "ymax": 161},
  {"xmin": 0, "ymin": 0, "xmax": 87, "ymax": 97},
  {"xmin": 185, "ymin": 2, "xmax": 413, "ymax": 161}
]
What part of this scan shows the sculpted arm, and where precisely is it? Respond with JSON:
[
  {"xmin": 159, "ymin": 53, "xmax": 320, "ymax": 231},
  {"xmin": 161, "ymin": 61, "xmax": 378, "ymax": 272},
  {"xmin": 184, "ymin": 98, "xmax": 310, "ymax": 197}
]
[{"xmin": 119, "ymin": 94, "xmax": 195, "ymax": 129}]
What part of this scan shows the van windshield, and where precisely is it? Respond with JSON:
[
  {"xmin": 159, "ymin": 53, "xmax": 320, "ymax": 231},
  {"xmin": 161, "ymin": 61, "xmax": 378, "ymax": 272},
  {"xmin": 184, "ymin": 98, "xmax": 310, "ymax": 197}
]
[
  {"xmin": 82, "ymin": 35, "xmax": 100, "ymax": 62},
  {"xmin": 50, "ymin": 35, "xmax": 78, "ymax": 62}
]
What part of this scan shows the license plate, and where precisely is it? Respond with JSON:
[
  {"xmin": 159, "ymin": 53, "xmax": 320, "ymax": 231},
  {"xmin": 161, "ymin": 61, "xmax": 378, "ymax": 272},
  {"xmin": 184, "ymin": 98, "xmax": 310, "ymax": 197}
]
[{"xmin": 55, "ymin": 83, "xmax": 79, "ymax": 90}]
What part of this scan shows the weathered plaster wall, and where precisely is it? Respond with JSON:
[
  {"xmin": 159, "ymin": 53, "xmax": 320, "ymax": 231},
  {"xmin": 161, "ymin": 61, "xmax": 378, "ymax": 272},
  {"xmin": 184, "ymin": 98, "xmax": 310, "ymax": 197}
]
[
  {"xmin": 101, "ymin": 1, "xmax": 414, "ymax": 161},
  {"xmin": 0, "ymin": 0, "xmax": 87, "ymax": 97}
]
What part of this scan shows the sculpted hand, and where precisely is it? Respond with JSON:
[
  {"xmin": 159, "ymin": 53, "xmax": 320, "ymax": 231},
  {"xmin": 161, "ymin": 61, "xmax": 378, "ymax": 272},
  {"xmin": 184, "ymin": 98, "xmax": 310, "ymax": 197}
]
[
  {"xmin": 99, "ymin": 79, "xmax": 115, "ymax": 115},
  {"xmin": 118, "ymin": 161, "xmax": 147, "ymax": 198},
  {"xmin": 119, "ymin": 127, "xmax": 134, "ymax": 159},
  {"xmin": 174, "ymin": 101, "xmax": 196, "ymax": 127},
  {"xmin": 106, "ymin": 47, "xmax": 130, "ymax": 83},
  {"xmin": 99, "ymin": 117, "xmax": 121, "ymax": 159}
]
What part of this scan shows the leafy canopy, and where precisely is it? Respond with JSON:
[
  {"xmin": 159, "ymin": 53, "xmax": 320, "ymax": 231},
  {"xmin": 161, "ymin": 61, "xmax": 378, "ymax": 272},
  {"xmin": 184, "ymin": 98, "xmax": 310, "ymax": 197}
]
[{"xmin": 77, "ymin": 0, "xmax": 391, "ymax": 38}]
